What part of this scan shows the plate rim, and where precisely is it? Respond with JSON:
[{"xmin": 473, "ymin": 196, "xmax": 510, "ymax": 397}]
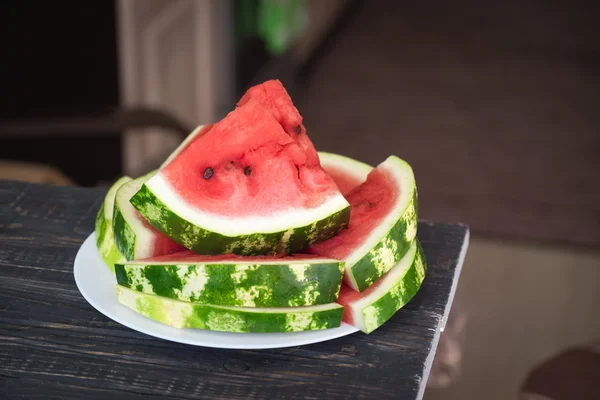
[{"xmin": 73, "ymin": 232, "xmax": 359, "ymax": 350}]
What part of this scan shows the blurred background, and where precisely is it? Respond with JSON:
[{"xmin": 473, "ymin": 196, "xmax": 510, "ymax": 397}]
[{"xmin": 1, "ymin": 0, "xmax": 599, "ymax": 398}]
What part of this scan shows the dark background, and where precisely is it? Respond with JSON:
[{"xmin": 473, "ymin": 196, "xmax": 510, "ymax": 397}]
[{"xmin": 0, "ymin": 1, "xmax": 121, "ymax": 186}]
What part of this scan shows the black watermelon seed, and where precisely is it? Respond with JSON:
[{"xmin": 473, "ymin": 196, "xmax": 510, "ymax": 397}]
[
  {"xmin": 295, "ymin": 124, "xmax": 302, "ymax": 134},
  {"xmin": 203, "ymin": 167, "xmax": 214, "ymax": 179},
  {"xmin": 244, "ymin": 166, "xmax": 252, "ymax": 176}
]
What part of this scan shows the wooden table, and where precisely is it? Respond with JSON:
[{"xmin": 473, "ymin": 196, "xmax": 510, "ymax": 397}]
[{"xmin": 0, "ymin": 180, "xmax": 469, "ymax": 400}]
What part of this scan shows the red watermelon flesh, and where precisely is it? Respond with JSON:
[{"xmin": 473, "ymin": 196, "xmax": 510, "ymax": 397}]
[
  {"xmin": 161, "ymin": 98, "xmax": 340, "ymax": 217},
  {"xmin": 237, "ymin": 79, "xmax": 319, "ymax": 166},
  {"xmin": 309, "ymin": 167, "xmax": 399, "ymax": 260},
  {"xmin": 323, "ymin": 165, "xmax": 366, "ymax": 196}
]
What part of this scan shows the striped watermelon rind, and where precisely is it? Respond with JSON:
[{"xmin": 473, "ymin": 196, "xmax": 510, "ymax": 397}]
[
  {"xmin": 95, "ymin": 176, "xmax": 131, "ymax": 272},
  {"xmin": 113, "ymin": 171, "xmax": 184, "ymax": 261},
  {"xmin": 114, "ymin": 256, "xmax": 345, "ymax": 307},
  {"xmin": 342, "ymin": 240, "xmax": 427, "ymax": 334},
  {"xmin": 113, "ymin": 171, "xmax": 157, "ymax": 260},
  {"xmin": 116, "ymin": 285, "xmax": 344, "ymax": 333},
  {"xmin": 318, "ymin": 154, "xmax": 418, "ymax": 292},
  {"xmin": 130, "ymin": 181, "xmax": 350, "ymax": 256}
]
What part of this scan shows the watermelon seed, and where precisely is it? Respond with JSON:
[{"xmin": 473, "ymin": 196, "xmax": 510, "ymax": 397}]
[
  {"xmin": 295, "ymin": 165, "xmax": 300, "ymax": 179},
  {"xmin": 203, "ymin": 167, "xmax": 214, "ymax": 179},
  {"xmin": 295, "ymin": 124, "xmax": 302, "ymax": 134},
  {"xmin": 244, "ymin": 166, "xmax": 252, "ymax": 176}
]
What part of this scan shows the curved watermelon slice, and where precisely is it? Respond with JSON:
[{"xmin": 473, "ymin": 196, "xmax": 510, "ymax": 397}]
[
  {"xmin": 116, "ymin": 285, "xmax": 344, "ymax": 333},
  {"xmin": 131, "ymin": 93, "xmax": 350, "ymax": 256},
  {"xmin": 310, "ymin": 154, "xmax": 418, "ymax": 292},
  {"xmin": 113, "ymin": 172, "xmax": 185, "ymax": 261},
  {"xmin": 95, "ymin": 176, "xmax": 131, "ymax": 272},
  {"xmin": 115, "ymin": 251, "xmax": 344, "ymax": 307},
  {"xmin": 338, "ymin": 241, "xmax": 427, "ymax": 334}
]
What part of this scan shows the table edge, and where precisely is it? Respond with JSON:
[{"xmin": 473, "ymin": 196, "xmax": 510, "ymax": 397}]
[{"xmin": 416, "ymin": 227, "xmax": 470, "ymax": 400}]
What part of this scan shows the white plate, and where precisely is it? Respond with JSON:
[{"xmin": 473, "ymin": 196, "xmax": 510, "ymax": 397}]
[{"xmin": 74, "ymin": 233, "xmax": 359, "ymax": 349}]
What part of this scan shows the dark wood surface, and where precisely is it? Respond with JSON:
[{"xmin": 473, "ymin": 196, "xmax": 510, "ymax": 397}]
[{"xmin": 0, "ymin": 180, "xmax": 468, "ymax": 400}]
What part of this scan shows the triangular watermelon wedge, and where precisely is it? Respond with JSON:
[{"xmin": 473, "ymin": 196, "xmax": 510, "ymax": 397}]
[{"xmin": 130, "ymin": 85, "xmax": 350, "ymax": 256}]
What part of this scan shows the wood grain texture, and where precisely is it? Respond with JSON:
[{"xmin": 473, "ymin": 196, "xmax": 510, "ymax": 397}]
[{"xmin": 0, "ymin": 180, "xmax": 468, "ymax": 400}]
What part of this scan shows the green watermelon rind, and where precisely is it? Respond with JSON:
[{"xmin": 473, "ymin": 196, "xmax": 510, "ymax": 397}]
[
  {"xmin": 113, "ymin": 171, "xmax": 156, "ymax": 261},
  {"xmin": 113, "ymin": 171, "xmax": 164, "ymax": 261},
  {"xmin": 116, "ymin": 285, "xmax": 344, "ymax": 333},
  {"xmin": 319, "ymin": 154, "xmax": 418, "ymax": 292},
  {"xmin": 130, "ymin": 182, "xmax": 351, "ymax": 256},
  {"xmin": 114, "ymin": 257, "xmax": 345, "ymax": 307},
  {"xmin": 349, "ymin": 189, "xmax": 417, "ymax": 292},
  {"xmin": 112, "ymin": 200, "xmax": 137, "ymax": 261},
  {"xmin": 95, "ymin": 176, "xmax": 132, "ymax": 272},
  {"xmin": 347, "ymin": 240, "xmax": 427, "ymax": 334}
]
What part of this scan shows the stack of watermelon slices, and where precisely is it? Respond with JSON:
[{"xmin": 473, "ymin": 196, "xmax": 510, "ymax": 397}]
[{"xmin": 95, "ymin": 80, "xmax": 426, "ymax": 335}]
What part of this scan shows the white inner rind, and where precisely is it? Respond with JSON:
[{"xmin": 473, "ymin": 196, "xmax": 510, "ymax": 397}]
[
  {"xmin": 122, "ymin": 257, "xmax": 342, "ymax": 266},
  {"xmin": 318, "ymin": 151, "xmax": 373, "ymax": 183},
  {"xmin": 146, "ymin": 172, "xmax": 350, "ymax": 236},
  {"xmin": 116, "ymin": 172, "xmax": 159, "ymax": 257},
  {"xmin": 104, "ymin": 176, "xmax": 132, "ymax": 220},
  {"xmin": 350, "ymin": 242, "xmax": 417, "ymax": 332},
  {"xmin": 345, "ymin": 156, "xmax": 416, "ymax": 267}
]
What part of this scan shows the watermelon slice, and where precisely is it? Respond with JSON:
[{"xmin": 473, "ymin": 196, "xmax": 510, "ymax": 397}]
[
  {"xmin": 116, "ymin": 285, "xmax": 344, "ymax": 333},
  {"xmin": 95, "ymin": 176, "xmax": 131, "ymax": 272},
  {"xmin": 309, "ymin": 155, "xmax": 418, "ymax": 292},
  {"xmin": 115, "ymin": 251, "xmax": 344, "ymax": 307},
  {"xmin": 338, "ymin": 240, "xmax": 427, "ymax": 334},
  {"xmin": 113, "ymin": 172, "xmax": 185, "ymax": 261},
  {"xmin": 130, "ymin": 95, "xmax": 350, "ymax": 256},
  {"xmin": 160, "ymin": 124, "xmax": 213, "ymax": 168}
]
